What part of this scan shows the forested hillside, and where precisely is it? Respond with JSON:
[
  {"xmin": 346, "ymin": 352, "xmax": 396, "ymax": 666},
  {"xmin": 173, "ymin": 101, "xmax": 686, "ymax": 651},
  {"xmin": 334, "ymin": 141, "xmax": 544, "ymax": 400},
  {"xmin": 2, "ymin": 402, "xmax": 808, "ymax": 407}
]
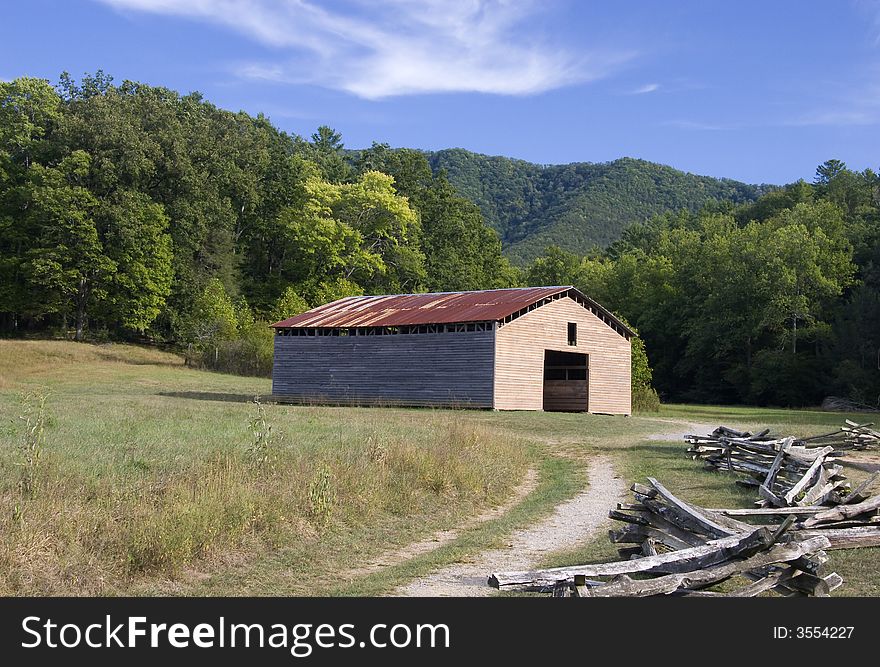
[{"xmin": 427, "ymin": 148, "xmax": 769, "ymax": 263}]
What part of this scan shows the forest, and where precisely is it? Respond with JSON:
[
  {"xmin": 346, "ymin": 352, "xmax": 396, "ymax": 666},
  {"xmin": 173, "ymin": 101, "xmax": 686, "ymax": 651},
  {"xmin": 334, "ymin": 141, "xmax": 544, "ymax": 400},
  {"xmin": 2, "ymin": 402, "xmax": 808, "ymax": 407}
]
[
  {"xmin": 0, "ymin": 73, "xmax": 516, "ymax": 372},
  {"xmin": 1, "ymin": 73, "xmax": 877, "ymax": 408},
  {"xmin": 524, "ymin": 165, "xmax": 880, "ymax": 408}
]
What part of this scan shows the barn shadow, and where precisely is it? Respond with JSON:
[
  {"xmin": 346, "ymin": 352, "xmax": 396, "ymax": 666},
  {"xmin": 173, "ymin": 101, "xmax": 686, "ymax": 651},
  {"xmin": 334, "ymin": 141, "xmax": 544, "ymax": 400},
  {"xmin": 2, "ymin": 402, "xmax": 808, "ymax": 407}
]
[{"xmin": 158, "ymin": 391, "xmax": 261, "ymax": 404}]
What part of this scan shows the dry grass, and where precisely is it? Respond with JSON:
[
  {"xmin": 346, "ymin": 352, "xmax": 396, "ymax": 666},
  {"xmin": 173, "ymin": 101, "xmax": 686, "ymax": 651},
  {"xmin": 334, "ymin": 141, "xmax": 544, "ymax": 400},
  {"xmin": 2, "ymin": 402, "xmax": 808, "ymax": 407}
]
[
  {"xmin": 0, "ymin": 340, "xmax": 182, "ymax": 390},
  {"xmin": 0, "ymin": 341, "xmax": 530, "ymax": 596},
  {"xmin": 1, "ymin": 417, "xmax": 520, "ymax": 595}
]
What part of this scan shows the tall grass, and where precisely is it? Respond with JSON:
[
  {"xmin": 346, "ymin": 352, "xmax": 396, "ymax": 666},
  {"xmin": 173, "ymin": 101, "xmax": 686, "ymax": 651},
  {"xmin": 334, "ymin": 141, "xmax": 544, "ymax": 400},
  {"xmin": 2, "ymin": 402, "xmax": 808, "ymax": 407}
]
[
  {"xmin": 15, "ymin": 392, "xmax": 47, "ymax": 501},
  {"xmin": 4, "ymin": 341, "xmax": 875, "ymax": 596},
  {"xmin": 0, "ymin": 397, "xmax": 528, "ymax": 595}
]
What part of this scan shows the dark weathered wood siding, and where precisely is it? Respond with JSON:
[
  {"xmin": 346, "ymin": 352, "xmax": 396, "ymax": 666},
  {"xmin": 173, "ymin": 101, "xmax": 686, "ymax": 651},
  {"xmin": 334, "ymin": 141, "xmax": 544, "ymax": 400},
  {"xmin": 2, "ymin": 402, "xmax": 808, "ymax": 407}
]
[
  {"xmin": 543, "ymin": 379, "xmax": 589, "ymax": 412},
  {"xmin": 272, "ymin": 330, "xmax": 496, "ymax": 407}
]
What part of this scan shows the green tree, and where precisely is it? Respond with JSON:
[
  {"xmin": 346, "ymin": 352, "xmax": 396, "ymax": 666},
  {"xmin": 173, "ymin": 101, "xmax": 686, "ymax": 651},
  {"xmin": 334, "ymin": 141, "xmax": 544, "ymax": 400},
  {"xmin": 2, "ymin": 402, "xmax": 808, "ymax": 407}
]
[
  {"xmin": 181, "ymin": 278, "xmax": 239, "ymax": 351},
  {"xmin": 0, "ymin": 77, "xmax": 62, "ymax": 171},
  {"xmin": 524, "ymin": 245, "xmax": 581, "ymax": 286},
  {"xmin": 309, "ymin": 126, "xmax": 350, "ymax": 183},
  {"xmin": 98, "ymin": 189, "xmax": 173, "ymax": 333},
  {"xmin": 308, "ymin": 277, "xmax": 363, "ymax": 306},
  {"xmin": 56, "ymin": 75, "xmax": 299, "ymax": 337},
  {"xmin": 763, "ymin": 202, "xmax": 855, "ymax": 354},
  {"xmin": 814, "ymin": 159, "xmax": 847, "ymax": 185},
  {"xmin": 355, "ymin": 143, "xmax": 434, "ymax": 198},
  {"xmin": 326, "ymin": 170, "xmax": 425, "ymax": 293},
  {"xmin": 22, "ymin": 153, "xmax": 117, "ymax": 340},
  {"xmin": 270, "ymin": 286, "xmax": 310, "ymax": 323},
  {"xmin": 354, "ymin": 146, "xmax": 515, "ymax": 291},
  {"xmin": 0, "ymin": 78, "xmax": 65, "ymax": 331},
  {"xmin": 418, "ymin": 176, "xmax": 515, "ymax": 291}
]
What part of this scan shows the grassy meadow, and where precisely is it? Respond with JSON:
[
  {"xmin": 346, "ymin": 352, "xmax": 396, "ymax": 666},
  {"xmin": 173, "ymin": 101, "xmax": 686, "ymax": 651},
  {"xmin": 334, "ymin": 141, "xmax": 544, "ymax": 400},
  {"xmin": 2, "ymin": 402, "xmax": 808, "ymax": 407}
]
[
  {"xmin": 0, "ymin": 340, "xmax": 535, "ymax": 595},
  {"xmin": 0, "ymin": 340, "xmax": 878, "ymax": 596}
]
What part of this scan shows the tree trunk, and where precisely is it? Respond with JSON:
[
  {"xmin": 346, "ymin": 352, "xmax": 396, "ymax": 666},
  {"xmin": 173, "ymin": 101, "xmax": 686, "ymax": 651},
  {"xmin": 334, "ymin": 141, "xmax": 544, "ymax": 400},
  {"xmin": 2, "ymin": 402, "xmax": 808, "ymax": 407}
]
[
  {"xmin": 745, "ymin": 336, "xmax": 752, "ymax": 370},
  {"xmin": 74, "ymin": 277, "xmax": 88, "ymax": 342},
  {"xmin": 75, "ymin": 308, "xmax": 84, "ymax": 341},
  {"xmin": 75, "ymin": 305, "xmax": 85, "ymax": 341}
]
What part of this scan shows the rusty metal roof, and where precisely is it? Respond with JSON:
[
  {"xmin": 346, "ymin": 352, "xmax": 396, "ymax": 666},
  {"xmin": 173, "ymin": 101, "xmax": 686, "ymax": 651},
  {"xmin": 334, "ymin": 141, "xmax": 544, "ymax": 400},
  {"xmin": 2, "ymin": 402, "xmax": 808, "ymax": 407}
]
[{"xmin": 271, "ymin": 286, "xmax": 634, "ymax": 337}]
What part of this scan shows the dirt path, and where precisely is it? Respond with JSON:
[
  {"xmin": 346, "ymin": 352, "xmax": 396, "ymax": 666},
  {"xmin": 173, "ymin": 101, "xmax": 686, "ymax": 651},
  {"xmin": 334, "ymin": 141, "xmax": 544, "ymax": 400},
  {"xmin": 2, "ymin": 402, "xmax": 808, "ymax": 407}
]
[
  {"xmin": 393, "ymin": 456, "xmax": 625, "ymax": 597},
  {"xmin": 342, "ymin": 468, "xmax": 539, "ymax": 580}
]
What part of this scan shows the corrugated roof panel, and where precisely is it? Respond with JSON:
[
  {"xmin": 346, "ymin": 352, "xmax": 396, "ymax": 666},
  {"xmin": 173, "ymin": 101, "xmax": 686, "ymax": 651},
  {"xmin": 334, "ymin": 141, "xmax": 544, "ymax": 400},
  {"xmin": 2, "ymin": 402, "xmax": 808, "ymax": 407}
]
[
  {"xmin": 271, "ymin": 287, "xmax": 566, "ymax": 328},
  {"xmin": 270, "ymin": 286, "xmax": 633, "ymax": 338}
]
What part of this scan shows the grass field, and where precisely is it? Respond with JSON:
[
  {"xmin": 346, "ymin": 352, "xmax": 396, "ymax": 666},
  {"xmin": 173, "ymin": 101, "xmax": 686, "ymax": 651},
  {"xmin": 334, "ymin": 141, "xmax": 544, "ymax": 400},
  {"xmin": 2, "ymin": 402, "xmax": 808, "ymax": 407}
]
[{"xmin": 1, "ymin": 340, "xmax": 877, "ymax": 596}]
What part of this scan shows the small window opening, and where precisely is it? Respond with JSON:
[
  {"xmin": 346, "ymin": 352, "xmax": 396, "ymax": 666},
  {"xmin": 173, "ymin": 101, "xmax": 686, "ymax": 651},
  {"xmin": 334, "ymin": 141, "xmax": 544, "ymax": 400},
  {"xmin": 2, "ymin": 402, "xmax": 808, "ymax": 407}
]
[{"xmin": 567, "ymin": 322, "xmax": 577, "ymax": 346}]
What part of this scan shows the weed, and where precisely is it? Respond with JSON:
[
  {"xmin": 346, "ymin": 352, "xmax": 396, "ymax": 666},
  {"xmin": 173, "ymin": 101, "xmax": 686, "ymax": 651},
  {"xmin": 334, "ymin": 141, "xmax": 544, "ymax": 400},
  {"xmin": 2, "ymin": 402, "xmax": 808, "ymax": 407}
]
[
  {"xmin": 367, "ymin": 436, "xmax": 388, "ymax": 466},
  {"xmin": 245, "ymin": 396, "xmax": 281, "ymax": 472},
  {"xmin": 17, "ymin": 392, "xmax": 48, "ymax": 500},
  {"xmin": 308, "ymin": 465, "xmax": 335, "ymax": 528}
]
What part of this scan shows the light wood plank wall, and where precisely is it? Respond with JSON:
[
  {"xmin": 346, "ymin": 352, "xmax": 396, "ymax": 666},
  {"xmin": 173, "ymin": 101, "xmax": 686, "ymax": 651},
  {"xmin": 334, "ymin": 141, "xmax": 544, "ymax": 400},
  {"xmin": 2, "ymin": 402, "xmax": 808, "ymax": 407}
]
[{"xmin": 493, "ymin": 297, "xmax": 631, "ymax": 414}]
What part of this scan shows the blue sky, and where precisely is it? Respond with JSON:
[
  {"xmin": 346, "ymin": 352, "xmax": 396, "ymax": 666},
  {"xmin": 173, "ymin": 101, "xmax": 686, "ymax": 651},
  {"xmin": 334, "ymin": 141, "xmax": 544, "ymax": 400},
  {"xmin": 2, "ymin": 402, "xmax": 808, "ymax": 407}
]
[{"xmin": 1, "ymin": 0, "xmax": 878, "ymax": 184}]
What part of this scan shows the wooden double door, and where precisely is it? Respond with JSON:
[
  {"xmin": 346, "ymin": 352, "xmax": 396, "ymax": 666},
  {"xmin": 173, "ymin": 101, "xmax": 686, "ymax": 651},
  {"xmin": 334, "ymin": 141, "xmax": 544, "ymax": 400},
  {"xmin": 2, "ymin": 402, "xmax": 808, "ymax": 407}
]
[{"xmin": 542, "ymin": 349, "xmax": 588, "ymax": 412}]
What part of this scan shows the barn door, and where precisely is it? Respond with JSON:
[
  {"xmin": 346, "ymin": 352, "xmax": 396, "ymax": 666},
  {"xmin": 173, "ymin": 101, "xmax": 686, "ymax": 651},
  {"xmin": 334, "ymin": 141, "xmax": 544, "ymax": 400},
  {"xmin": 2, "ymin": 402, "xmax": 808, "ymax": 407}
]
[{"xmin": 542, "ymin": 350, "xmax": 589, "ymax": 412}]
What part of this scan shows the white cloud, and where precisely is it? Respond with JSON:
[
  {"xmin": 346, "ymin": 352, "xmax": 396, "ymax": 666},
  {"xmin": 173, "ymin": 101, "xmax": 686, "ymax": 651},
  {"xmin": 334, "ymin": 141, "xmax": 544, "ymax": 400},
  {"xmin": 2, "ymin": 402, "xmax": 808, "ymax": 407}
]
[
  {"xmin": 94, "ymin": 0, "xmax": 635, "ymax": 99},
  {"xmin": 629, "ymin": 82, "xmax": 659, "ymax": 94},
  {"xmin": 786, "ymin": 79, "xmax": 880, "ymax": 127}
]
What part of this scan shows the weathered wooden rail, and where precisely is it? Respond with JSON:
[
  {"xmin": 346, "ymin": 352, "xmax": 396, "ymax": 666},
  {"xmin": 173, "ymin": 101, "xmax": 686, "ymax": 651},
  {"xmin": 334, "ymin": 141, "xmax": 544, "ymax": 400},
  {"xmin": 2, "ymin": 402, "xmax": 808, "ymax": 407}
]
[
  {"xmin": 489, "ymin": 476, "xmax": 880, "ymax": 597},
  {"xmin": 683, "ymin": 424, "xmax": 880, "ymax": 506},
  {"xmin": 487, "ymin": 422, "xmax": 879, "ymax": 598}
]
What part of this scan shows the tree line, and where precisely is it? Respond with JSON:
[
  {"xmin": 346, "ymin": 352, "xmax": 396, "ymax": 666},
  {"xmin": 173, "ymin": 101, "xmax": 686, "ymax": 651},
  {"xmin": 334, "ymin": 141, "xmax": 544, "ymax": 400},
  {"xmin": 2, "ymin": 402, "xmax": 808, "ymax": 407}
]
[
  {"xmin": 0, "ymin": 74, "xmax": 515, "ymax": 368},
  {"xmin": 525, "ymin": 160, "xmax": 880, "ymax": 408}
]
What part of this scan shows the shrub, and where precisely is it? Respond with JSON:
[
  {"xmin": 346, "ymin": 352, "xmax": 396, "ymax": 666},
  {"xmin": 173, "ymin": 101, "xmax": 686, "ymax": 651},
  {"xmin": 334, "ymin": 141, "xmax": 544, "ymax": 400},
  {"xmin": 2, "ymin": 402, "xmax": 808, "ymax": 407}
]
[
  {"xmin": 630, "ymin": 335, "xmax": 654, "ymax": 391},
  {"xmin": 632, "ymin": 385, "xmax": 660, "ymax": 413},
  {"xmin": 181, "ymin": 280, "xmax": 274, "ymax": 377},
  {"xmin": 270, "ymin": 287, "xmax": 309, "ymax": 323},
  {"xmin": 189, "ymin": 320, "xmax": 274, "ymax": 377},
  {"xmin": 748, "ymin": 349, "xmax": 828, "ymax": 407}
]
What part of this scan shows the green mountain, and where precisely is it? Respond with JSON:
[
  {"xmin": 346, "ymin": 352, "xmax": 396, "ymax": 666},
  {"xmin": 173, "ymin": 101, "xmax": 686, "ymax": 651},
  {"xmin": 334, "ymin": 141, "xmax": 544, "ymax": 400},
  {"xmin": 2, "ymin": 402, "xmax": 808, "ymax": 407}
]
[{"xmin": 425, "ymin": 149, "xmax": 770, "ymax": 263}]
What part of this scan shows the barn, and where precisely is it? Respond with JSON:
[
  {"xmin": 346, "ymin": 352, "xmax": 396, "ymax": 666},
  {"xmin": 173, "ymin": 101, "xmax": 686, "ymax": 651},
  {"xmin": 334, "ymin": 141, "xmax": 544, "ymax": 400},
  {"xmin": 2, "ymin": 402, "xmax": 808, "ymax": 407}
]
[{"xmin": 271, "ymin": 286, "xmax": 633, "ymax": 414}]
